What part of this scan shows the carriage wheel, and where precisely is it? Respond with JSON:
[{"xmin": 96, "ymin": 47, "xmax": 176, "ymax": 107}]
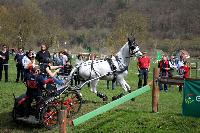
[
  {"xmin": 12, "ymin": 107, "xmax": 17, "ymax": 121},
  {"xmin": 61, "ymin": 91, "xmax": 82, "ymax": 117},
  {"xmin": 41, "ymin": 104, "xmax": 58, "ymax": 129}
]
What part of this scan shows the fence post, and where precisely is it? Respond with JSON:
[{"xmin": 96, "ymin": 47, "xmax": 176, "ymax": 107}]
[
  {"xmin": 152, "ymin": 68, "xmax": 160, "ymax": 113},
  {"xmin": 59, "ymin": 110, "xmax": 67, "ymax": 133},
  {"xmin": 189, "ymin": 62, "xmax": 192, "ymax": 78},
  {"xmin": 196, "ymin": 62, "xmax": 198, "ymax": 78}
]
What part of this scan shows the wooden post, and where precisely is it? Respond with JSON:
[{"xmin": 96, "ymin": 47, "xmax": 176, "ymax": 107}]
[
  {"xmin": 59, "ymin": 110, "xmax": 67, "ymax": 133},
  {"xmin": 196, "ymin": 62, "xmax": 198, "ymax": 78},
  {"xmin": 152, "ymin": 68, "xmax": 160, "ymax": 113},
  {"xmin": 189, "ymin": 62, "xmax": 191, "ymax": 78}
]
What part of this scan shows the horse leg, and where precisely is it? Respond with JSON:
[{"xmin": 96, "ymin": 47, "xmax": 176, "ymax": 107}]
[
  {"xmin": 123, "ymin": 80, "xmax": 131, "ymax": 93},
  {"xmin": 118, "ymin": 79, "xmax": 128, "ymax": 92},
  {"xmin": 112, "ymin": 79, "xmax": 130, "ymax": 101},
  {"xmin": 90, "ymin": 79, "xmax": 99, "ymax": 93},
  {"xmin": 121, "ymin": 79, "xmax": 135, "ymax": 101},
  {"xmin": 90, "ymin": 79, "xmax": 108, "ymax": 101}
]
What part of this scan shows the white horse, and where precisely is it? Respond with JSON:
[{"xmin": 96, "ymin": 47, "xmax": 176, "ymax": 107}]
[{"xmin": 70, "ymin": 38, "xmax": 142, "ymax": 101}]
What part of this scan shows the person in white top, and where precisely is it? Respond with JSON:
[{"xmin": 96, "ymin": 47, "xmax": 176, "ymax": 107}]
[
  {"xmin": 176, "ymin": 55, "xmax": 184, "ymax": 70},
  {"xmin": 168, "ymin": 56, "xmax": 177, "ymax": 77},
  {"xmin": 22, "ymin": 50, "xmax": 35, "ymax": 82},
  {"xmin": 75, "ymin": 54, "xmax": 84, "ymax": 65},
  {"xmin": 59, "ymin": 51, "xmax": 68, "ymax": 66},
  {"xmin": 22, "ymin": 50, "xmax": 34, "ymax": 69}
]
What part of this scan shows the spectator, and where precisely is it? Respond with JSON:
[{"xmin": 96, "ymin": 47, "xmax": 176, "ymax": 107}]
[
  {"xmin": 176, "ymin": 55, "xmax": 184, "ymax": 70},
  {"xmin": 35, "ymin": 44, "xmax": 50, "ymax": 64},
  {"xmin": 75, "ymin": 54, "xmax": 84, "ymax": 65},
  {"xmin": 158, "ymin": 56, "xmax": 170, "ymax": 92},
  {"xmin": 137, "ymin": 51, "xmax": 150, "ymax": 89},
  {"xmin": 74, "ymin": 54, "xmax": 84, "ymax": 85},
  {"xmin": 88, "ymin": 53, "xmax": 96, "ymax": 60},
  {"xmin": 63, "ymin": 49, "xmax": 72, "ymax": 64},
  {"xmin": 168, "ymin": 56, "xmax": 177, "ymax": 78},
  {"xmin": 59, "ymin": 51, "xmax": 68, "ymax": 66},
  {"xmin": 14, "ymin": 48, "xmax": 25, "ymax": 82},
  {"xmin": 0, "ymin": 44, "xmax": 9, "ymax": 82},
  {"xmin": 22, "ymin": 50, "xmax": 35, "ymax": 81},
  {"xmin": 178, "ymin": 61, "xmax": 190, "ymax": 92},
  {"xmin": 107, "ymin": 80, "xmax": 116, "ymax": 90},
  {"xmin": 64, "ymin": 61, "xmax": 73, "ymax": 76}
]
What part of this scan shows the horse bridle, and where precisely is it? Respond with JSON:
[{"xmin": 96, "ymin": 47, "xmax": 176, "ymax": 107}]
[{"xmin": 127, "ymin": 41, "xmax": 139, "ymax": 58}]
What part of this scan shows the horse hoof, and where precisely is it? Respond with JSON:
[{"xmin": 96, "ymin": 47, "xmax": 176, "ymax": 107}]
[
  {"xmin": 103, "ymin": 96, "xmax": 108, "ymax": 101},
  {"xmin": 112, "ymin": 96, "xmax": 117, "ymax": 101},
  {"xmin": 131, "ymin": 98, "xmax": 135, "ymax": 101}
]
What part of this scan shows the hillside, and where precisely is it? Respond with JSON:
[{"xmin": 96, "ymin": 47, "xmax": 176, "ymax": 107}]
[{"xmin": 0, "ymin": 0, "xmax": 200, "ymax": 55}]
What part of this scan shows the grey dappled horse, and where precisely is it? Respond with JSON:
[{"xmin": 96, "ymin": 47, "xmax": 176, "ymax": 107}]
[{"xmin": 70, "ymin": 38, "xmax": 142, "ymax": 101}]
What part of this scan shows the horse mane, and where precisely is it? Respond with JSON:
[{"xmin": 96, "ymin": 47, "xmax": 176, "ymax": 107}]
[{"xmin": 116, "ymin": 42, "xmax": 128, "ymax": 56}]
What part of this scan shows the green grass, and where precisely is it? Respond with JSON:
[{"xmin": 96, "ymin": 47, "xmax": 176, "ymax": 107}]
[{"xmin": 0, "ymin": 57, "xmax": 200, "ymax": 133}]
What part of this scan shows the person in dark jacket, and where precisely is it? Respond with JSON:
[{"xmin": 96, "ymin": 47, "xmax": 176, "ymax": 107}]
[
  {"xmin": 158, "ymin": 56, "xmax": 170, "ymax": 92},
  {"xmin": 0, "ymin": 44, "xmax": 9, "ymax": 82},
  {"xmin": 14, "ymin": 48, "xmax": 25, "ymax": 82},
  {"xmin": 35, "ymin": 44, "xmax": 50, "ymax": 64}
]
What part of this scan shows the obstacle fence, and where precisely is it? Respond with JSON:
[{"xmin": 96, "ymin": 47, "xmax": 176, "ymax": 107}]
[
  {"xmin": 58, "ymin": 65, "xmax": 200, "ymax": 132},
  {"xmin": 152, "ymin": 66, "xmax": 200, "ymax": 113},
  {"xmin": 152, "ymin": 67, "xmax": 186, "ymax": 113},
  {"xmin": 59, "ymin": 85, "xmax": 151, "ymax": 133},
  {"xmin": 190, "ymin": 62, "xmax": 199, "ymax": 78}
]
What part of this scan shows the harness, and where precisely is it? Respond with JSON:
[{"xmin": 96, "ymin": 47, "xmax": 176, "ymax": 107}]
[
  {"xmin": 115, "ymin": 56, "xmax": 128, "ymax": 72},
  {"xmin": 87, "ymin": 56, "xmax": 128, "ymax": 80},
  {"xmin": 74, "ymin": 42, "xmax": 134, "ymax": 82},
  {"xmin": 106, "ymin": 57, "xmax": 117, "ymax": 72},
  {"xmin": 88, "ymin": 60, "xmax": 101, "ymax": 80}
]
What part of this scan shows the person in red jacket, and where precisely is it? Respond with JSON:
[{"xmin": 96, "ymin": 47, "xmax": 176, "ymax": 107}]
[
  {"xmin": 137, "ymin": 51, "xmax": 150, "ymax": 88},
  {"xmin": 178, "ymin": 61, "xmax": 190, "ymax": 92}
]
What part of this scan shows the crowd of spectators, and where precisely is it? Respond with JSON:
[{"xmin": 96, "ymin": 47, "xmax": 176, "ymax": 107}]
[
  {"xmin": 157, "ymin": 55, "xmax": 189, "ymax": 92},
  {"xmin": 0, "ymin": 43, "xmax": 191, "ymax": 94},
  {"xmin": 136, "ymin": 51, "xmax": 190, "ymax": 93}
]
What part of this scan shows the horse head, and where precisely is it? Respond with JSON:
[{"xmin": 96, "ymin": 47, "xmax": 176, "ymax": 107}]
[{"xmin": 127, "ymin": 37, "xmax": 142, "ymax": 57}]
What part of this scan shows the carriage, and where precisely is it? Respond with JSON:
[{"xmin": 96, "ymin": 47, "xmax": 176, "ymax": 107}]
[
  {"xmin": 12, "ymin": 37, "xmax": 142, "ymax": 129},
  {"xmin": 12, "ymin": 76, "xmax": 82, "ymax": 129}
]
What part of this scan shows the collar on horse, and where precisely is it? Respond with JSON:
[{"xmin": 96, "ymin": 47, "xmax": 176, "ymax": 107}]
[{"xmin": 106, "ymin": 56, "xmax": 128, "ymax": 74}]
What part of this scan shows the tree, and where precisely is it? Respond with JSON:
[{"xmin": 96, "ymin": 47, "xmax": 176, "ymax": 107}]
[{"xmin": 106, "ymin": 11, "xmax": 149, "ymax": 52}]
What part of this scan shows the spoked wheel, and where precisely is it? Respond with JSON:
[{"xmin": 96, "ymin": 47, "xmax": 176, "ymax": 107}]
[
  {"xmin": 41, "ymin": 104, "xmax": 58, "ymax": 129},
  {"xmin": 61, "ymin": 90, "xmax": 82, "ymax": 117}
]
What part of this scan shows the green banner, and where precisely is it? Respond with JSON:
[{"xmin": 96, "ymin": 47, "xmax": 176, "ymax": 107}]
[
  {"xmin": 156, "ymin": 51, "xmax": 161, "ymax": 61},
  {"xmin": 182, "ymin": 79, "xmax": 200, "ymax": 117}
]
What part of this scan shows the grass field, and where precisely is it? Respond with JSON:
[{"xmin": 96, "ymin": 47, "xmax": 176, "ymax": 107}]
[{"xmin": 0, "ymin": 56, "xmax": 200, "ymax": 133}]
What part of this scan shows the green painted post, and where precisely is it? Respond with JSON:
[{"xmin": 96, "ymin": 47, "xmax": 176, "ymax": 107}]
[{"xmin": 72, "ymin": 85, "xmax": 151, "ymax": 127}]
